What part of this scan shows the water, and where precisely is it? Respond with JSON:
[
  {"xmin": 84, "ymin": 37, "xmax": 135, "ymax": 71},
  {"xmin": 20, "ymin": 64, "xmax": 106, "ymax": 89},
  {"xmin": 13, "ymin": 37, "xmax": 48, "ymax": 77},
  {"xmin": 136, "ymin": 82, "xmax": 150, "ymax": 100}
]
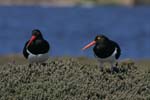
[{"xmin": 0, "ymin": 6, "xmax": 149, "ymax": 59}]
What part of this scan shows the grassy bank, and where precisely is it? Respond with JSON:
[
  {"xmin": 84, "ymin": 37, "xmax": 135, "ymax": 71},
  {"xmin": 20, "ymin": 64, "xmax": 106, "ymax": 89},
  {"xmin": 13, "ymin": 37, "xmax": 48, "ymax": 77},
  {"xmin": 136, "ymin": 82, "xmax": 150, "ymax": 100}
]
[{"xmin": 0, "ymin": 57, "xmax": 150, "ymax": 100}]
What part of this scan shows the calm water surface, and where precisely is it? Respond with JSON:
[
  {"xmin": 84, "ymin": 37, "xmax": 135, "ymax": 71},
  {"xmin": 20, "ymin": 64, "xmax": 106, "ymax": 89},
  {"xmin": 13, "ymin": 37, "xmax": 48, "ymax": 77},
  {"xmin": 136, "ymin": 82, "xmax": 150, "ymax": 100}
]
[{"xmin": 0, "ymin": 6, "xmax": 149, "ymax": 59}]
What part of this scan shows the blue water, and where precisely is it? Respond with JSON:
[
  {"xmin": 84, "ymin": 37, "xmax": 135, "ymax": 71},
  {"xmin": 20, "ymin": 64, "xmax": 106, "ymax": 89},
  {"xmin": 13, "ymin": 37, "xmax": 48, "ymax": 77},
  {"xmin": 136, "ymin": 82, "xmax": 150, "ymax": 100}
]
[{"xmin": 0, "ymin": 6, "xmax": 150, "ymax": 59}]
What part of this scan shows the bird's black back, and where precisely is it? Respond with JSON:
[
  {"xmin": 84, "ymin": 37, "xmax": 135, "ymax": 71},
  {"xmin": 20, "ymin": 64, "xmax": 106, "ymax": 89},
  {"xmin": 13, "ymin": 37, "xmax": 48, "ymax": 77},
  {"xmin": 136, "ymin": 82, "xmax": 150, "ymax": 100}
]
[
  {"xmin": 93, "ymin": 40, "xmax": 121, "ymax": 59},
  {"xmin": 23, "ymin": 39, "xmax": 50, "ymax": 59}
]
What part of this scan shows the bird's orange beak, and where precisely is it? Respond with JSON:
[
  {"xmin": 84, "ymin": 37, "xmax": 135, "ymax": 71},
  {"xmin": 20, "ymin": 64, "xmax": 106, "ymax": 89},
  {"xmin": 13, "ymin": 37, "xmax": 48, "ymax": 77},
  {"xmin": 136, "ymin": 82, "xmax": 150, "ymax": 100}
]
[
  {"xmin": 27, "ymin": 36, "xmax": 36, "ymax": 47},
  {"xmin": 82, "ymin": 41, "xmax": 96, "ymax": 50}
]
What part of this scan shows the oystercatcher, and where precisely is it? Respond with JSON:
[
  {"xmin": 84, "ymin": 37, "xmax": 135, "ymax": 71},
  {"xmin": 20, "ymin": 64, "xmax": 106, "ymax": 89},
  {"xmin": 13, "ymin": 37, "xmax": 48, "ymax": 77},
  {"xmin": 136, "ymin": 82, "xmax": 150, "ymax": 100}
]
[
  {"xmin": 82, "ymin": 35, "xmax": 121, "ymax": 71},
  {"xmin": 23, "ymin": 29, "xmax": 50, "ymax": 64}
]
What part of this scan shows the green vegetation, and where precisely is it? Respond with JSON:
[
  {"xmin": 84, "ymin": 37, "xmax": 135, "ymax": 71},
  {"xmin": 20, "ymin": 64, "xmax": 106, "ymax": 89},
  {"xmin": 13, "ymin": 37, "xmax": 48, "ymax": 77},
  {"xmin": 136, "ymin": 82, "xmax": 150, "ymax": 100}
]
[{"xmin": 0, "ymin": 57, "xmax": 150, "ymax": 100}]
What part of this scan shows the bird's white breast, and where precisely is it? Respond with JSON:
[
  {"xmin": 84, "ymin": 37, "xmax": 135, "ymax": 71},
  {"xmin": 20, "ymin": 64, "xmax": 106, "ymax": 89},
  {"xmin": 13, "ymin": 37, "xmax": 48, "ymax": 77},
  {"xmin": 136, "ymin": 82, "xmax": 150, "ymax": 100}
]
[{"xmin": 27, "ymin": 49, "xmax": 49, "ymax": 64}]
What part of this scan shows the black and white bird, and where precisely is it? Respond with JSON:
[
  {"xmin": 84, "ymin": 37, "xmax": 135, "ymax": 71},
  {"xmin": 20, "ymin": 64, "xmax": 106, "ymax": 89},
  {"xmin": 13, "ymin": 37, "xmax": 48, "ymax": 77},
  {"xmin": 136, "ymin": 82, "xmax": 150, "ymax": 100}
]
[
  {"xmin": 23, "ymin": 29, "xmax": 50, "ymax": 64},
  {"xmin": 82, "ymin": 35, "xmax": 121, "ymax": 71}
]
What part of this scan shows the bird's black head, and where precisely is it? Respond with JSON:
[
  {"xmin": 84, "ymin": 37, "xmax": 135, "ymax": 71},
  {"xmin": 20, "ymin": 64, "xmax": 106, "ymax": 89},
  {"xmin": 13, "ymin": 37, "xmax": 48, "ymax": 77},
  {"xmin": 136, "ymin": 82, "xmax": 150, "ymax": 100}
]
[
  {"xmin": 94, "ymin": 35, "xmax": 109, "ymax": 43},
  {"xmin": 27, "ymin": 29, "xmax": 43, "ymax": 47},
  {"xmin": 32, "ymin": 29, "xmax": 43, "ymax": 39},
  {"xmin": 82, "ymin": 34, "xmax": 109, "ymax": 50}
]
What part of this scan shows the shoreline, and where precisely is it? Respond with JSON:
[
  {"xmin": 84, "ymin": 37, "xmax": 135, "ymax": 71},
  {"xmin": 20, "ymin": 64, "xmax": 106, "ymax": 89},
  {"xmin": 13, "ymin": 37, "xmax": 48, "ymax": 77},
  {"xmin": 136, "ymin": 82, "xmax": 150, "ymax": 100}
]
[
  {"xmin": 0, "ymin": 55, "xmax": 149, "ymax": 68},
  {"xmin": 0, "ymin": 0, "xmax": 149, "ymax": 7}
]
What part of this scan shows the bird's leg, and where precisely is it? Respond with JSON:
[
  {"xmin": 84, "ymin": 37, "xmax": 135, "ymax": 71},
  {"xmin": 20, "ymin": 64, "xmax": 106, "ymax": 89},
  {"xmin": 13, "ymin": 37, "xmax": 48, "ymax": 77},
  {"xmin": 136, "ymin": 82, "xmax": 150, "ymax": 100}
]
[
  {"xmin": 41, "ymin": 63, "xmax": 47, "ymax": 66},
  {"xmin": 110, "ymin": 61, "xmax": 119, "ymax": 73},
  {"xmin": 99, "ymin": 61, "xmax": 104, "ymax": 71},
  {"xmin": 29, "ymin": 64, "xmax": 32, "ymax": 67},
  {"xmin": 115, "ymin": 61, "xmax": 118, "ymax": 67},
  {"xmin": 110, "ymin": 62, "xmax": 115, "ymax": 72}
]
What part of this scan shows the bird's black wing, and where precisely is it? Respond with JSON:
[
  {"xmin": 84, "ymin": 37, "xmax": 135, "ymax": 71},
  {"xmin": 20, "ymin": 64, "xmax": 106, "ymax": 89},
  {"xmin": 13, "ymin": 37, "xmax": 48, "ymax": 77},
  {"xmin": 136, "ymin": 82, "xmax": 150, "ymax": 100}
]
[
  {"xmin": 23, "ymin": 41, "xmax": 29, "ymax": 59},
  {"xmin": 43, "ymin": 40, "xmax": 50, "ymax": 53},
  {"xmin": 112, "ymin": 41, "xmax": 121, "ymax": 59}
]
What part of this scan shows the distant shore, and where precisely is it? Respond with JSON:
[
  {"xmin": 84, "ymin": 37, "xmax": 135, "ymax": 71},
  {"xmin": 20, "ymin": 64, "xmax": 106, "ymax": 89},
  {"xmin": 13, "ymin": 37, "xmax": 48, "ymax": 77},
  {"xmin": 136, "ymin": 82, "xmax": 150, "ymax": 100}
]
[{"xmin": 0, "ymin": 0, "xmax": 150, "ymax": 6}]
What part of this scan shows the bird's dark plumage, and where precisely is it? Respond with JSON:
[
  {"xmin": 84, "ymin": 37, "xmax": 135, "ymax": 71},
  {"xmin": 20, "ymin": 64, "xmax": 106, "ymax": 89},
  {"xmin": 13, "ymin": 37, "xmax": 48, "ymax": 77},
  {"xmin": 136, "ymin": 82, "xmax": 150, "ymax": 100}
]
[
  {"xmin": 93, "ymin": 35, "xmax": 121, "ymax": 59},
  {"xmin": 23, "ymin": 29, "xmax": 50, "ymax": 63},
  {"xmin": 23, "ymin": 40, "xmax": 49, "ymax": 58},
  {"xmin": 23, "ymin": 41, "xmax": 29, "ymax": 59},
  {"xmin": 82, "ymin": 34, "xmax": 121, "ymax": 72}
]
